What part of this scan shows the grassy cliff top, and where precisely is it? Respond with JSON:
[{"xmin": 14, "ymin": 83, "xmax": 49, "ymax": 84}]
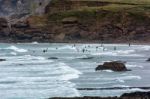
[{"xmin": 70, "ymin": 0, "xmax": 150, "ymax": 5}]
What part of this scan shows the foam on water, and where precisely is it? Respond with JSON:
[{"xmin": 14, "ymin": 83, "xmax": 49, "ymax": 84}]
[
  {"xmin": 126, "ymin": 64, "xmax": 143, "ymax": 68},
  {"xmin": 116, "ymin": 75, "xmax": 141, "ymax": 81},
  {"xmin": 10, "ymin": 52, "xmax": 17, "ymax": 56},
  {"xmin": 54, "ymin": 63, "xmax": 82, "ymax": 80},
  {"xmin": 141, "ymin": 46, "xmax": 150, "ymax": 51},
  {"xmin": 31, "ymin": 42, "xmax": 39, "ymax": 44},
  {"xmin": 91, "ymin": 49, "xmax": 142, "ymax": 57},
  {"xmin": 6, "ymin": 46, "xmax": 28, "ymax": 52},
  {"xmin": 59, "ymin": 45, "xmax": 76, "ymax": 50},
  {"xmin": 102, "ymin": 70, "xmax": 114, "ymax": 73}
]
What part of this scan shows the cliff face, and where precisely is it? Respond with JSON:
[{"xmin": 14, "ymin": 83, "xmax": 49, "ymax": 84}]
[
  {"xmin": 0, "ymin": 0, "xmax": 150, "ymax": 43},
  {"xmin": 0, "ymin": 0, "xmax": 51, "ymax": 17}
]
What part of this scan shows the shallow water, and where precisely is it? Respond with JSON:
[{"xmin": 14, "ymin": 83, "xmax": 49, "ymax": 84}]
[{"xmin": 0, "ymin": 43, "xmax": 150, "ymax": 99}]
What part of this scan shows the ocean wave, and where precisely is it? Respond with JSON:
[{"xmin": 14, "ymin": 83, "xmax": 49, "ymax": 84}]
[
  {"xmin": 91, "ymin": 49, "xmax": 142, "ymax": 57},
  {"xmin": 116, "ymin": 75, "xmax": 141, "ymax": 81},
  {"xmin": 59, "ymin": 45, "xmax": 76, "ymax": 50},
  {"xmin": 116, "ymin": 50, "xmax": 135, "ymax": 55},
  {"xmin": 0, "ymin": 55, "xmax": 53, "ymax": 65},
  {"xmin": 112, "ymin": 85, "xmax": 130, "ymax": 88},
  {"xmin": 6, "ymin": 46, "xmax": 28, "ymax": 53},
  {"xmin": 141, "ymin": 46, "xmax": 150, "ymax": 51},
  {"xmin": 31, "ymin": 42, "xmax": 39, "ymax": 44},
  {"xmin": 54, "ymin": 63, "xmax": 82, "ymax": 80},
  {"xmin": 10, "ymin": 52, "xmax": 17, "ymax": 56}
]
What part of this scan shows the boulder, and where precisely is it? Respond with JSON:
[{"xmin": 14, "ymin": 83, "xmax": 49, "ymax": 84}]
[{"xmin": 95, "ymin": 61, "xmax": 129, "ymax": 72}]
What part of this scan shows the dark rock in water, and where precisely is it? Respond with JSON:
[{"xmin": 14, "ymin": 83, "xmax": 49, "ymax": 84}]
[
  {"xmin": 146, "ymin": 58, "xmax": 150, "ymax": 61},
  {"xmin": 49, "ymin": 91, "xmax": 150, "ymax": 99},
  {"xmin": 121, "ymin": 91, "xmax": 150, "ymax": 99},
  {"xmin": 0, "ymin": 59, "xmax": 6, "ymax": 61},
  {"xmin": 79, "ymin": 57, "xmax": 94, "ymax": 60},
  {"xmin": 95, "ymin": 61, "xmax": 129, "ymax": 72},
  {"xmin": 50, "ymin": 97, "xmax": 118, "ymax": 99},
  {"xmin": 48, "ymin": 57, "xmax": 58, "ymax": 60}
]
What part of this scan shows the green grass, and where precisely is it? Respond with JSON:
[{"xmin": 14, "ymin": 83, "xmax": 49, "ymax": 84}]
[
  {"xmin": 47, "ymin": 0, "xmax": 150, "ymax": 23},
  {"xmin": 71, "ymin": 0, "xmax": 150, "ymax": 5}
]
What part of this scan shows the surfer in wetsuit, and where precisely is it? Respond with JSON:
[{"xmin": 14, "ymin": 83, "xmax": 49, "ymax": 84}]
[
  {"xmin": 114, "ymin": 46, "xmax": 117, "ymax": 51},
  {"xmin": 129, "ymin": 43, "xmax": 131, "ymax": 47},
  {"xmin": 96, "ymin": 46, "xmax": 98, "ymax": 51},
  {"xmin": 43, "ymin": 48, "xmax": 48, "ymax": 53},
  {"xmin": 82, "ymin": 49, "xmax": 85, "ymax": 53}
]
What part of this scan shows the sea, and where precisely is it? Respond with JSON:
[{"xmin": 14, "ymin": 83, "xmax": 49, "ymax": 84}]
[{"xmin": 0, "ymin": 43, "xmax": 150, "ymax": 99}]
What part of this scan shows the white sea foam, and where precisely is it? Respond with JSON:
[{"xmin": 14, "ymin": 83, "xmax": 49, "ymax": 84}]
[
  {"xmin": 141, "ymin": 46, "xmax": 150, "ymax": 51},
  {"xmin": 91, "ymin": 49, "xmax": 142, "ymax": 57},
  {"xmin": 102, "ymin": 70, "xmax": 114, "ymax": 73},
  {"xmin": 116, "ymin": 79, "xmax": 125, "ymax": 83},
  {"xmin": 54, "ymin": 63, "xmax": 82, "ymax": 80},
  {"xmin": 31, "ymin": 42, "xmax": 39, "ymax": 44},
  {"xmin": 117, "ymin": 75, "xmax": 141, "ymax": 81},
  {"xmin": 116, "ymin": 50, "xmax": 135, "ymax": 54},
  {"xmin": 112, "ymin": 85, "xmax": 130, "ymax": 87},
  {"xmin": 126, "ymin": 64, "xmax": 143, "ymax": 68},
  {"xmin": 6, "ymin": 46, "xmax": 27, "ymax": 53},
  {"xmin": 92, "ymin": 52, "xmax": 117, "ymax": 56},
  {"xmin": 59, "ymin": 45, "xmax": 76, "ymax": 50},
  {"xmin": 10, "ymin": 52, "xmax": 17, "ymax": 55}
]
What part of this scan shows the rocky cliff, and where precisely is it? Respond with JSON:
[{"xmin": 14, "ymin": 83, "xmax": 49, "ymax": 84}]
[
  {"xmin": 0, "ymin": 0, "xmax": 150, "ymax": 43},
  {"xmin": 0, "ymin": 0, "xmax": 51, "ymax": 16}
]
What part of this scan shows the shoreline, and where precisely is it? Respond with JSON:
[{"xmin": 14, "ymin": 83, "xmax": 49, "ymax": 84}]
[{"xmin": 0, "ymin": 39, "xmax": 150, "ymax": 45}]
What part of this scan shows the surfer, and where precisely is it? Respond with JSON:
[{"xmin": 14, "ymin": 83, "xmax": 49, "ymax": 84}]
[
  {"xmin": 82, "ymin": 49, "xmax": 85, "ymax": 53},
  {"xmin": 129, "ymin": 43, "xmax": 131, "ymax": 47},
  {"xmin": 43, "ymin": 48, "xmax": 48, "ymax": 53},
  {"xmin": 96, "ymin": 46, "xmax": 98, "ymax": 51},
  {"xmin": 114, "ymin": 46, "xmax": 117, "ymax": 50}
]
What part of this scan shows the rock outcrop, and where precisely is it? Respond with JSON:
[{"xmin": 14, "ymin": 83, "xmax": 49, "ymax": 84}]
[
  {"xmin": 95, "ymin": 61, "xmax": 129, "ymax": 72},
  {"xmin": 121, "ymin": 91, "xmax": 150, "ymax": 99},
  {"xmin": 0, "ymin": 18, "xmax": 10, "ymax": 37},
  {"xmin": 49, "ymin": 91, "xmax": 150, "ymax": 99}
]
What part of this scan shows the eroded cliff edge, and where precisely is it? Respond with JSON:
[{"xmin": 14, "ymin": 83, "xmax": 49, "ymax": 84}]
[{"xmin": 0, "ymin": 0, "xmax": 150, "ymax": 43}]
